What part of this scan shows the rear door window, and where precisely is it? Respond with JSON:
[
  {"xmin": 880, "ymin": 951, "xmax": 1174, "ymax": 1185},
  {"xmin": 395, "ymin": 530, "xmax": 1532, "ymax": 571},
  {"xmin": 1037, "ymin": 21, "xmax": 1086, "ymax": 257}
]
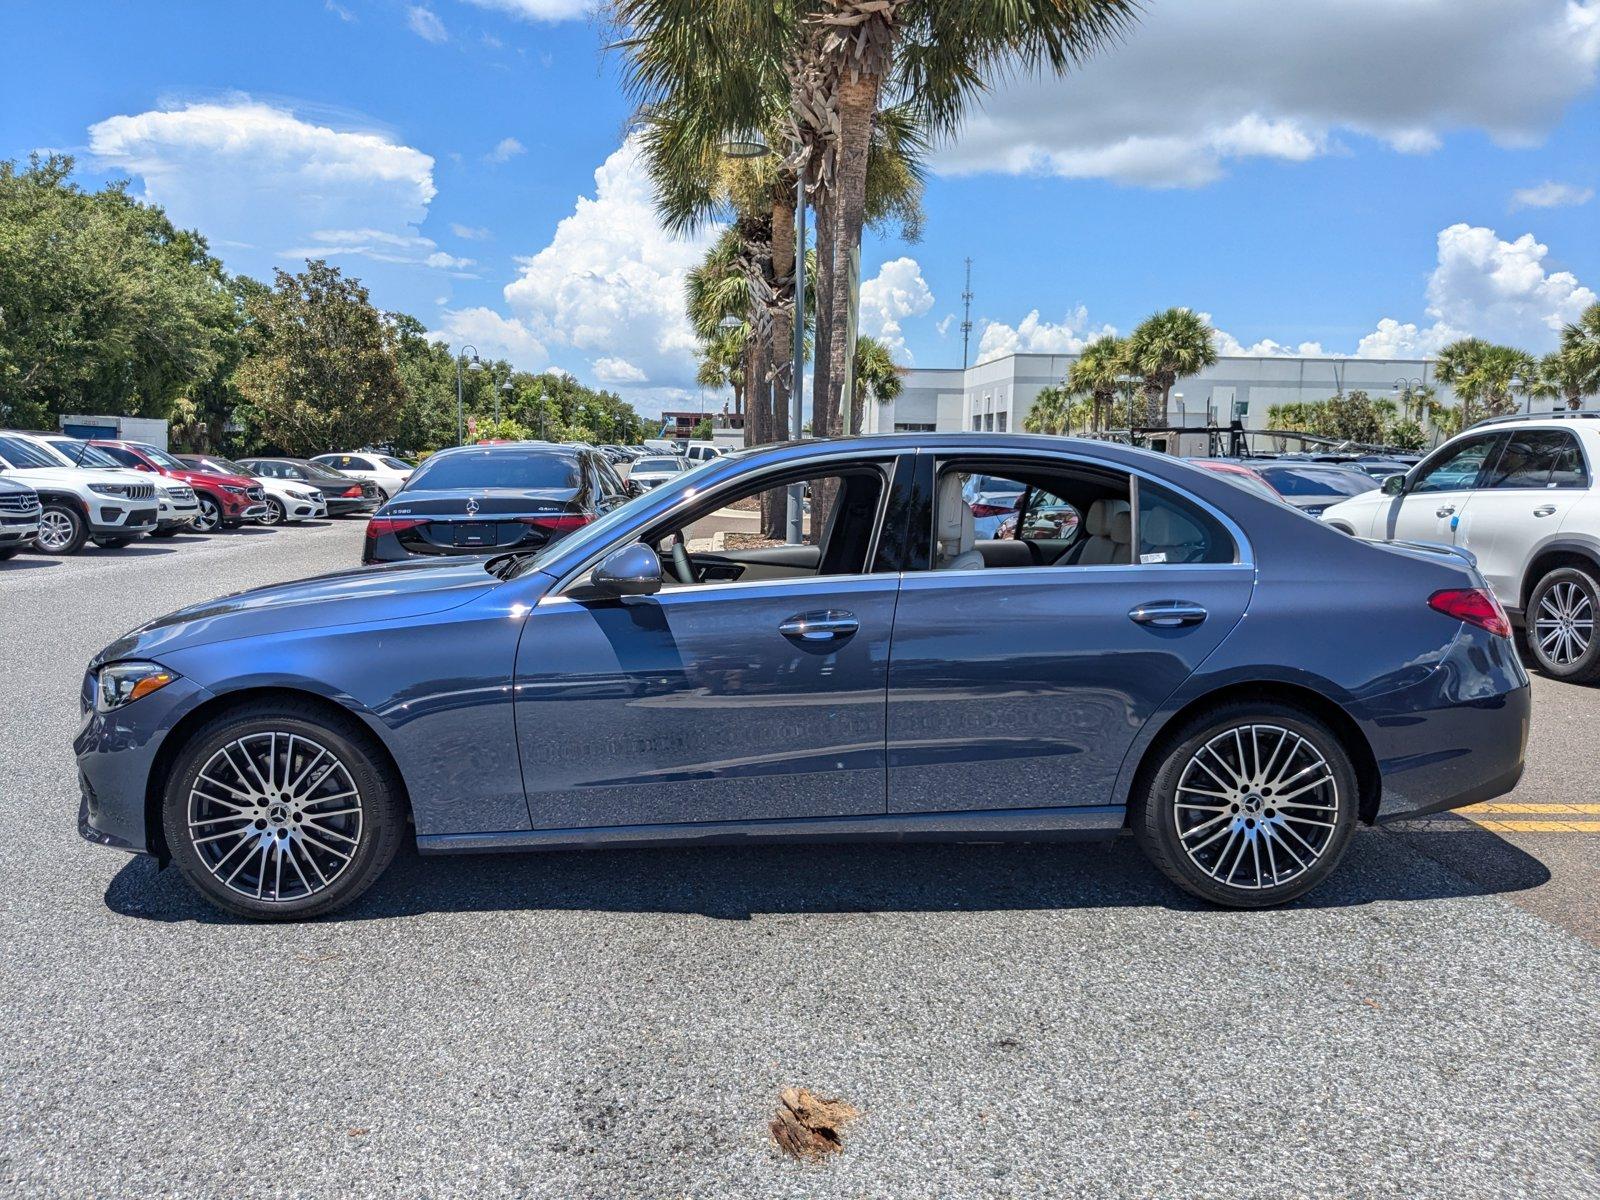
[{"xmin": 1482, "ymin": 429, "xmax": 1588, "ymax": 490}]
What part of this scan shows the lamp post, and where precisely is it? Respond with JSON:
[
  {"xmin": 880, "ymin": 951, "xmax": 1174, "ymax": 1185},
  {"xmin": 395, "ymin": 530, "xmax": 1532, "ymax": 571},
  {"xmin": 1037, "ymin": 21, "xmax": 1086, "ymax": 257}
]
[
  {"xmin": 721, "ymin": 128, "xmax": 806, "ymax": 545},
  {"xmin": 1510, "ymin": 373, "xmax": 1527, "ymax": 416},
  {"xmin": 455, "ymin": 345, "xmax": 481, "ymax": 446},
  {"xmin": 497, "ymin": 378, "xmax": 513, "ymax": 426}
]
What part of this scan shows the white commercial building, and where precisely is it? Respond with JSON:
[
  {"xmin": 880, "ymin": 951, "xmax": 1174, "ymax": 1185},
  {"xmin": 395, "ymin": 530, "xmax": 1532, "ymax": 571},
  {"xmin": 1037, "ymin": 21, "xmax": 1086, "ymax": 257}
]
[{"xmin": 863, "ymin": 352, "xmax": 1468, "ymax": 446}]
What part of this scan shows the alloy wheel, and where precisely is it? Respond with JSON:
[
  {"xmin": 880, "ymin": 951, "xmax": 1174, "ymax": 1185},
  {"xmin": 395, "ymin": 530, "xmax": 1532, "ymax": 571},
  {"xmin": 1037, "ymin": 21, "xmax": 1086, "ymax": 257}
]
[
  {"xmin": 261, "ymin": 498, "xmax": 285, "ymax": 526},
  {"xmin": 1172, "ymin": 723, "xmax": 1340, "ymax": 892},
  {"xmin": 185, "ymin": 732, "xmax": 364, "ymax": 903},
  {"xmin": 193, "ymin": 498, "xmax": 220, "ymax": 532},
  {"xmin": 1534, "ymin": 581, "xmax": 1593, "ymax": 667},
  {"xmin": 37, "ymin": 510, "xmax": 76, "ymax": 552}
]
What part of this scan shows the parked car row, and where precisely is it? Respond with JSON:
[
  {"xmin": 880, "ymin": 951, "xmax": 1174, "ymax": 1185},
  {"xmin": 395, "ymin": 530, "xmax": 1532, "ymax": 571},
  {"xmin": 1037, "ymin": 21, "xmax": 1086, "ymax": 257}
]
[{"xmin": 0, "ymin": 431, "xmax": 395, "ymax": 558}]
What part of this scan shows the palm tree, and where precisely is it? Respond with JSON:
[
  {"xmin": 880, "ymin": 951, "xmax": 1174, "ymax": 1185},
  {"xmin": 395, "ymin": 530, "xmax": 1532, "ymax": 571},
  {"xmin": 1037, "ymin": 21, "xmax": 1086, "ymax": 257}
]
[
  {"xmin": 1124, "ymin": 308, "xmax": 1218, "ymax": 427},
  {"xmin": 800, "ymin": 0, "xmax": 1138, "ymax": 442},
  {"xmin": 1556, "ymin": 302, "xmax": 1600, "ymax": 403},
  {"xmin": 1067, "ymin": 334, "xmax": 1128, "ymax": 432},
  {"xmin": 1435, "ymin": 338, "xmax": 1537, "ymax": 426},
  {"xmin": 1532, "ymin": 349, "xmax": 1589, "ymax": 411},
  {"xmin": 850, "ymin": 334, "xmax": 902, "ymax": 432},
  {"xmin": 685, "ymin": 229, "xmax": 758, "ymax": 438}
]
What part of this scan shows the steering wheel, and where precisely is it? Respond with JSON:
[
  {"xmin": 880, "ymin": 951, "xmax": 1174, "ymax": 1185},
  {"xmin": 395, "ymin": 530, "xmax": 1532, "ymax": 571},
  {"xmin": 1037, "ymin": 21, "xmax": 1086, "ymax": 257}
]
[{"xmin": 669, "ymin": 530, "xmax": 696, "ymax": 585}]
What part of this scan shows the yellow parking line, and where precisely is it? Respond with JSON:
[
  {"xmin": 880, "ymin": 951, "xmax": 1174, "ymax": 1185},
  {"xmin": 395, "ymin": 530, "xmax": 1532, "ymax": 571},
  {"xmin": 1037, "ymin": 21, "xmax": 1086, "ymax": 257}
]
[
  {"xmin": 1457, "ymin": 802, "xmax": 1600, "ymax": 814},
  {"xmin": 1465, "ymin": 818, "xmax": 1600, "ymax": 833}
]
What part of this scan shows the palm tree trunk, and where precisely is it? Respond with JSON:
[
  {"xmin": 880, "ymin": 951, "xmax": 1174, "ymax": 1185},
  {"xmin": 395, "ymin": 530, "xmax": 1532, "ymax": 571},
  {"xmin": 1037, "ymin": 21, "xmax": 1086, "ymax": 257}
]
[
  {"xmin": 822, "ymin": 69, "xmax": 880, "ymax": 442},
  {"xmin": 809, "ymin": 195, "xmax": 834, "ymax": 438},
  {"xmin": 770, "ymin": 196, "xmax": 795, "ymax": 446}
]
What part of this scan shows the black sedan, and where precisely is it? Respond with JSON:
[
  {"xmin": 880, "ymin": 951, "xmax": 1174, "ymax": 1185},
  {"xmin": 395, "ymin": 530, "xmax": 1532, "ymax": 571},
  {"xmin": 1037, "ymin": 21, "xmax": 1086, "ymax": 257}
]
[
  {"xmin": 238, "ymin": 458, "xmax": 382, "ymax": 516},
  {"xmin": 1199, "ymin": 459, "xmax": 1379, "ymax": 517},
  {"xmin": 361, "ymin": 441, "xmax": 631, "ymax": 565}
]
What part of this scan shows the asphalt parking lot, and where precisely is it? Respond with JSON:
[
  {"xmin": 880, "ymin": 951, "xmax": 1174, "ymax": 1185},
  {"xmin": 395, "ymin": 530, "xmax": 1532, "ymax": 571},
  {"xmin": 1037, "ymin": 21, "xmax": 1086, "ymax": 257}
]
[{"xmin": 3, "ymin": 523, "xmax": 1598, "ymax": 1198}]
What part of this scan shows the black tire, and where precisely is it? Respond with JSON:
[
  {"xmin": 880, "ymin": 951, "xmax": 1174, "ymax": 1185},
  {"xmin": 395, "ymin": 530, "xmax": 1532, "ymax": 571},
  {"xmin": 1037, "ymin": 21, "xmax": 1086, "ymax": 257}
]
[
  {"xmin": 1132, "ymin": 700, "xmax": 1359, "ymax": 908},
  {"xmin": 162, "ymin": 701, "xmax": 406, "ymax": 921},
  {"xmin": 93, "ymin": 536, "xmax": 134, "ymax": 549},
  {"xmin": 149, "ymin": 527, "xmax": 180, "ymax": 538},
  {"xmin": 34, "ymin": 501, "xmax": 88, "ymax": 555},
  {"xmin": 260, "ymin": 497, "xmax": 286, "ymax": 526},
  {"xmin": 1524, "ymin": 567, "xmax": 1600, "ymax": 684},
  {"xmin": 192, "ymin": 494, "xmax": 222, "ymax": 532},
  {"xmin": 0, "ymin": 548, "xmax": 17, "ymax": 560}
]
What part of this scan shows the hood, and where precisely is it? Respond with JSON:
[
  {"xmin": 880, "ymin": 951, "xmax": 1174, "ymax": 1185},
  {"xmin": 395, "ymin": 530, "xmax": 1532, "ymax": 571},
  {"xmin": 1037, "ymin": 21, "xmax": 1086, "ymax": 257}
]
[
  {"xmin": 93, "ymin": 558, "xmax": 502, "ymax": 666},
  {"xmin": 179, "ymin": 468, "xmax": 258, "ymax": 490},
  {"xmin": 379, "ymin": 486, "xmax": 579, "ymax": 517},
  {"xmin": 3, "ymin": 465, "xmax": 151, "ymax": 491}
]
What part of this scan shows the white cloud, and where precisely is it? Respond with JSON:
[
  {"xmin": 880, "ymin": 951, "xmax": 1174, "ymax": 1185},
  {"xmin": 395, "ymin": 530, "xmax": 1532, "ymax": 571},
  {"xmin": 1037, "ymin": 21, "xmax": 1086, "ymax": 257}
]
[
  {"xmin": 88, "ymin": 97, "xmax": 442, "ymax": 271},
  {"xmin": 460, "ymin": 0, "xmax": 592, "ymax": 22},
  {"xmin": 280, "ymin": 227, "xmax": 475, "ymax": 274},
  {"xmin": 494, "ymin": 138, "xmax": 717, "ymax": 399},
  {"xmin": 976, "ymin": 307, "xmax": 1120, "ymax": 364},
  {"xmin": 859, "ymin": 257, "xmax": 934, "ymax": 361},
  {"xmin": 326, "ymin": 1, "xmax": 355, "ymax": 21},
  {"xmin": 938, "ymin": 0, "xmax": 1600, "ymax": 187},
  {"xmin": 431, "ymin": 307, "xmax": 548, "ymax": 368},
  {"xmin": 1511, "ymin": 181, "xmax": 1595, "ymax": 209},
  {"xmin": 449, "ymin": 223, "xmax": 493, "ymax": 240},
  {"xmin": 487, "ymin": 136, "xmax": 525, "ymax": 163},
  {"xmin": 407, "ymin": 5, "xmax": 448, "ymax": 42},
  {"xmin": 935, "ymin": 314, "xmax": 955, "ymax": 338},
  {"xmin": 1212, "ymin": 326, "xmax": 1329, "ymax": 357}
]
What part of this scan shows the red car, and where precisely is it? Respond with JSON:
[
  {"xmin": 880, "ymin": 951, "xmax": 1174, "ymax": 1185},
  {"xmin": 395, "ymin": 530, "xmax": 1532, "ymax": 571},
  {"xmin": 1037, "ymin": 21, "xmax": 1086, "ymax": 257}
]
[{"xmin": 92, "ymin": 440, "xmax": 268, "ymax": 532}]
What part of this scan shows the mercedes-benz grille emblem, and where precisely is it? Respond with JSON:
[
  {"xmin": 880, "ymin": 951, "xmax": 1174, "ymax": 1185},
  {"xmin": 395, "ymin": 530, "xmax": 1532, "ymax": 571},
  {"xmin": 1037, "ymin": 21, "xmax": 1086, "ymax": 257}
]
[{"xmin": 465, "ymin": 498, "xmax": 479, "ymax": 516}]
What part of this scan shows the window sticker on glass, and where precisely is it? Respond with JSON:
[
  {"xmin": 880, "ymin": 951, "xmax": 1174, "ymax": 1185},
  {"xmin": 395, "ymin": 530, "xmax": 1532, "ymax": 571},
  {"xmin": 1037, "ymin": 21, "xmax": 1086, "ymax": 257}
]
[{"xmin": 1141, "ymin": 552, "xmax": 1167, "ymax": 564}]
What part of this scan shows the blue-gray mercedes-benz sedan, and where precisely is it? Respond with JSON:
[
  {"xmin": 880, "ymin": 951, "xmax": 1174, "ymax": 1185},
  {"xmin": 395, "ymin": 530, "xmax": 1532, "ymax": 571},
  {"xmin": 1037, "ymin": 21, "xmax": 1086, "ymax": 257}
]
[{"xmin": 76, "ymin": 435, "xmax": 1531, "ymax": 920}]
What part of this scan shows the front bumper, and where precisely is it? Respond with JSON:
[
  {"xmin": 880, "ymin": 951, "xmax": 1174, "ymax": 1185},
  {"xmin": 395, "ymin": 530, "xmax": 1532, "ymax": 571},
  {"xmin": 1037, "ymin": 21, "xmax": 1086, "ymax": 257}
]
[
  {"xmin": 0, "ymin": 517, "xmax": 39, "ymax": 546},
  {"xmin": 88, "ymin": 506, "xmax": 158, "ymax": 536},
  {"xmin": 75, "ymin": 673, "xmax": 214, "ymax": 855}
]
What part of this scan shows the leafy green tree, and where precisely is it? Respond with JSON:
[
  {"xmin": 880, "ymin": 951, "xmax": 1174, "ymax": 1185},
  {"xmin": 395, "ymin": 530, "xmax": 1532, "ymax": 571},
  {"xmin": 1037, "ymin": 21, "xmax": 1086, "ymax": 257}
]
[
  {"xmin": 1557, "ymin": 302, "xmax": 1600, "ymax": 400},
  {"xmin": 851, "ymin": 333, "xmax": 901, "ymax": 432},
  {"xmin": 0, "ymin": 154, "xmax": 235, "ymax": 429},
  {"xmin": 1435, "ymin": 338, "xmax": 1536, "ymax": 426},
  {"xmin": 1067, "ymin": 334, "xmax": 1129, "ymax": 432},
  {"xmin": 1125, "ymin": 308, "xmax": 1218, "ymax": 426},
  {"xmin": 1023, "ymin": 385, "xmax": 1087, "ymax": 435},
  {"xmin": 232, "ymin": 260, "xmax": 406, "ymax": 456}
]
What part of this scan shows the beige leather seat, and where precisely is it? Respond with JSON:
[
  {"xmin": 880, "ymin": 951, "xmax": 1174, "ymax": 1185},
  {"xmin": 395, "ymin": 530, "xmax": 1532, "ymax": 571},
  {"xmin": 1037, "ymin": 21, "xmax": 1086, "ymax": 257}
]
[
  {"xmin": 935, "ymin": 474, "xmax": 985, "ymax": 570},
  {"xmin": 1070, "ymin": 498, "xmax": 1131, "ymax": 565}
]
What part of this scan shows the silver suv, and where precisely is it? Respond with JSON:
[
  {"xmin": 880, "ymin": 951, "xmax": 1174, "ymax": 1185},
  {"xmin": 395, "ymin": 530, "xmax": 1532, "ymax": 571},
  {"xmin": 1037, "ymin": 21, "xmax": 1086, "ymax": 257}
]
[
  {"xmin": 0, "ymin": 477, "xmax": 41, "ymax": 559},
  {"xmin": 1321, "ymin": 412, "xmax": 1600, "ymax": 682}
]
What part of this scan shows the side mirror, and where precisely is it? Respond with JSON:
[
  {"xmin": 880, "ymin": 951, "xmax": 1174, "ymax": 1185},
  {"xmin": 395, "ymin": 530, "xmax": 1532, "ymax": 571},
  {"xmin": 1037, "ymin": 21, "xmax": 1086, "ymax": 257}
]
[
  {"xmin": 590, "ymin": 541, "xmax": 662, "ymax": 597},
  {"xmin": 1382, "ymin": 473, "xmax": 1406, "ymax": 496}
]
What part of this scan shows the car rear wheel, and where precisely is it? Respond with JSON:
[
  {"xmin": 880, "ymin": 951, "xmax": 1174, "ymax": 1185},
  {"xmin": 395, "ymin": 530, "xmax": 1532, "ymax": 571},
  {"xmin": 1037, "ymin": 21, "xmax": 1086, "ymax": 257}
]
[
  {"xmin": 192, "ymin": 495, "xmax": 221, "ymax": 532},
  {"xmin": 1132, "ymin": 701, "xmax": 1358, "ymax": 908},
  {"xmin": 35, "ymin": 502, "xmax": 88, "ymax": 555},
  {"xmin": 162, "ymin": 702, "xmax": 405, "ymax": 920},
  {"xmin": 1526, "ymin": 567, "xmax": 1600, "ymax": 684},
  {"xmin": 260, "ymin": 497, "xmax": 286, "ymax": 526}
]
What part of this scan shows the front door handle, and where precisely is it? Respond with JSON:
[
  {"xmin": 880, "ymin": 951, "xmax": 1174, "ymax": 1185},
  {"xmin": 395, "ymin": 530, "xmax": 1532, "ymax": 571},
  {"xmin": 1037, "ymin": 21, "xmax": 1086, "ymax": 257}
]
[
  {"xmin": 779, "ymin": 610, "xmax": 859, "ymax": 642},
  {"xmin": 1129, "ymin": 601, "xmax": 1207, "ymax": 628},
  {"xmin": 1534, "ymin": 504, "xmax": 1558, "ymax": 517},
  {"xmin": 1436, "ymin": 504, "xmax": 1456, "ymax": 518}
]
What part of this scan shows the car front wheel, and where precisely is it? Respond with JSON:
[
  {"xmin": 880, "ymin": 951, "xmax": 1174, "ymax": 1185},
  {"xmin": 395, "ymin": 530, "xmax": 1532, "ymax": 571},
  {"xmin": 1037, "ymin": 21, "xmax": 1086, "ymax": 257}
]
[
  {"xmin": 162, "ymin": 702, "xmax": 405, "ymax": 920},
  {"xmin": 1526, "ymin": 567, "xmax": 1600, "ymax": 684},
  {"xmin": 35, "ymin": 502, "xmax": 88, "ymax": 555},
  {"xmin": 260, "ymin": 498, "xmax": 286, "ymax": 526},
  {"xmin": 192, "ymin": 495, "xmax": 221, "ymax": 532},
  {"xmin": 1132, "ymin": 701, "xmax": 1358, "ymax": 908}
]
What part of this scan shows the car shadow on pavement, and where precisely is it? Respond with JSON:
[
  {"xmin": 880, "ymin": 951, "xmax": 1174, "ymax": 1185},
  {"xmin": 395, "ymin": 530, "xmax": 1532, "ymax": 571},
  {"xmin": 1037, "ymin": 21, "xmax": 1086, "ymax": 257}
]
[
  {"xmin": 104, "ymin": 818, "xmax": 1550, "ymax": 925},
  {"xmin": 2, "ymin": 557, "xmax": 62, "ymax": 570}
]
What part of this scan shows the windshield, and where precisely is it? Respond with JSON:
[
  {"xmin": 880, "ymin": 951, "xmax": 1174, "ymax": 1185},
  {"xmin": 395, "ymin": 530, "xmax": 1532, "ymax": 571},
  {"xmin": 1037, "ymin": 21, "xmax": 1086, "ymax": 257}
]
[
  {"xmin": 197, "ymin": 456, "xmax": 249, "ymax": 476},
  {"xmin": 408, "ymin": 448, "xmax": 582, "ymax": 491},
  {"xmin": 1260, "ymin": 466, "xmax": 1378, "ymax": 497},
  {"xmin": 0, "ymin": 435, "xmax": 63, "ymax": 470},
  {"xmin": 134, "ymin": 444, "xmax": 189, "ymax": 470},
  {"xmin": 46, "ymin": 438, "xmax": 122, "ymax": 468},
  {"xmin": 634, "ymin": 457, "xmax": 683, "ymax": 473}
]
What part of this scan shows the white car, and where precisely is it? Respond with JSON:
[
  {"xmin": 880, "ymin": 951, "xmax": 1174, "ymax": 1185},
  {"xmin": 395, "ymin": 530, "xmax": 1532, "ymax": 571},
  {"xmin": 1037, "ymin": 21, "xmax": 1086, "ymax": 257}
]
[
  {"xmin": 179, "ymin": 454, "xmax": 328, "ymax": 525},
  {"xmin": 0, "ymin": 431, "xmax": 159, "ymax": 554},
  {"xmin": 1321, "ymin": 412, "xmax": 1600, "ymax": 681},
  {"xmin": 39, "ymin": 435, "xmax": 199, "ymax": 536},
  {"xmin": 628, "ymin": 455, "xmax": 689, "ymax": 489},
  {"xmin": 310, "ymin": 452, "xmax": 412, "ymax": 501}
]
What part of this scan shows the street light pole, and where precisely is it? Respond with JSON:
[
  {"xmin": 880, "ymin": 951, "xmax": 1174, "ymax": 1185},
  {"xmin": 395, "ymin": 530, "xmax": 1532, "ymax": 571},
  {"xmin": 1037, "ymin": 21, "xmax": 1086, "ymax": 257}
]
[{"xmin": 787, "ymin": 163, "xmax": 806, "ymax": 546}]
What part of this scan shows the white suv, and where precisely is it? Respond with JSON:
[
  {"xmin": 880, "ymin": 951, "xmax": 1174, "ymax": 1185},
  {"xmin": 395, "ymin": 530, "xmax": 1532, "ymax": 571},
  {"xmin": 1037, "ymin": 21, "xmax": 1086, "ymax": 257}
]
[
  {"xmin": 1321, "ymin": 413, "xmax": 1600, "ymax": 681},
  {"xmin": 0, "ymin": 432, "xmax": 159, "ymax": 555}
]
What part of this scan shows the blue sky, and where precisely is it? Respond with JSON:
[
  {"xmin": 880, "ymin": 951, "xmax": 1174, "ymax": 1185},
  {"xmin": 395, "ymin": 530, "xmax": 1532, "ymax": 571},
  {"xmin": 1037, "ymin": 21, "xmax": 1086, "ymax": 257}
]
[{"xmin": 3, "ymin": 0, "xmax": 1597, "ymax": 415}]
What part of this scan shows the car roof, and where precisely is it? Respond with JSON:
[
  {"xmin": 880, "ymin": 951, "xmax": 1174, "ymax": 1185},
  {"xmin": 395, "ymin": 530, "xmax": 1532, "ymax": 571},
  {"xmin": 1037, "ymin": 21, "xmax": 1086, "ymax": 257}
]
[{"xmin": 425, "ymin": 440, "xmax": 578, "ymax": 460}]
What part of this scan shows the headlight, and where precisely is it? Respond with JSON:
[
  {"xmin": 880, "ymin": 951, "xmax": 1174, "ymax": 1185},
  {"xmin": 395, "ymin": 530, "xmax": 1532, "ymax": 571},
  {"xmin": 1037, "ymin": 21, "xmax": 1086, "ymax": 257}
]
[
  {"xmin": 222, "ymin": 485, "xmax": 246, "ymax": 495},
  {"xmin": 88, "ymin": 483, "xmax": 128, "ymax": 497},
  {"xmin": 290, "ymin": 489, "xmax": 316, "ymax": 501},
  {"xmin": 96, "ymin": 662, "xmax": 178, "ymax": 712}
]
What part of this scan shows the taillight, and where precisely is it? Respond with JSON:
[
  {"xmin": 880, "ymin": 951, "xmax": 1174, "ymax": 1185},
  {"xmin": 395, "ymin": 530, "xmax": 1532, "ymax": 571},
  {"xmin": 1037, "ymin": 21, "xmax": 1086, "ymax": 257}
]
[
  {"xmin": 366, "ymin": 516, "xmax": 428, "ymax": 539},
  {"xmin": 342, "ymin": 485, "xmax": 362, "ymax": 498},
  {"xmin": 969, "ymin": 502, "xmax": 1016, "ymax": 519},
  {"xmin": 517, "ymin": 513, "xmax": 593, "ymax": 534},
  {"xmin": 1428, "ymin": 588, "xmax": 1511, "ymax": 638}
]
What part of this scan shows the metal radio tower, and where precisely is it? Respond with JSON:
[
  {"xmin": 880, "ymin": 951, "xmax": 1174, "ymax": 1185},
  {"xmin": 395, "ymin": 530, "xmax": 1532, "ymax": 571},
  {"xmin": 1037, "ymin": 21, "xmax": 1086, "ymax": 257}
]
[{"xmin": 960, "ymin": 257, "xmax": 974, "ymax": 369}]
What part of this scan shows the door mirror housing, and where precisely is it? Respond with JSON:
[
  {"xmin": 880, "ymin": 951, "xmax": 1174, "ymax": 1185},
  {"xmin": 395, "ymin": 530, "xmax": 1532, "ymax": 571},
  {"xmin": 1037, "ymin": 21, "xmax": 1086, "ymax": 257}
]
[
  {"xmin": 590, "ymin": 541, "xmax": 662, "ymax": 597},
  {"xmin": 1382, "ymin": 473, "xmax": 1407, "ymax": 496}
]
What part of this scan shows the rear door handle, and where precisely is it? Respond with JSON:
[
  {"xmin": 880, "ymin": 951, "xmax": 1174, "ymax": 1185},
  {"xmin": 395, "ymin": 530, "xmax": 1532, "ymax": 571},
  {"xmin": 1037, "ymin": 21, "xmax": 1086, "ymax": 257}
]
[
  {"xmin": 1129, "ymin": 601, "xmax": 1207, "ymax": 628},
  {"xmin": 1435, "ymin": 505, "xmax": 1456, "ymax": 517},
  {"xmin": 1534, "ymin": 504, "xmax": 1557, "ymax": 517},
  {"xmin": 779, "ymin": 610, "xmax": 859, "ymax": 642}
]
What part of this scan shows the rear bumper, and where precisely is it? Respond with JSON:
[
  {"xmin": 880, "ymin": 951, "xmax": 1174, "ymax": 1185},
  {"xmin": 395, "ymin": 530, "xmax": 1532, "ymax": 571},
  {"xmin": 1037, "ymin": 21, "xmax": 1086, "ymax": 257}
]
[{"xmin": 1362, "ymin": 627, "xmax": 1532, "ymax": 821}]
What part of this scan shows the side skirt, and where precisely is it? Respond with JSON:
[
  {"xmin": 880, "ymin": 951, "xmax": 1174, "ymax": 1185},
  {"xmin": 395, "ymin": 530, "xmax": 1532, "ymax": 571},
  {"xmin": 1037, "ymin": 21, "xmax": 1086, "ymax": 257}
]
[{"xmin": 417, "ymin": 805, "xmax": 1126, "ymax": 855}]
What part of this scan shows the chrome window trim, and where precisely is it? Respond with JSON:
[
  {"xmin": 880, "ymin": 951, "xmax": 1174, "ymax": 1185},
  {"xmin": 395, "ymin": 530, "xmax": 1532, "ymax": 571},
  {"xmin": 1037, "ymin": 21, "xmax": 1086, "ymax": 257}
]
[
  {"xmin": 544, "ymin": 448, "xmax": 907, "ymax": 596},
  {"xmin": 927, "ymin": 445, "xmax": 1254, "ymax": 568}
]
